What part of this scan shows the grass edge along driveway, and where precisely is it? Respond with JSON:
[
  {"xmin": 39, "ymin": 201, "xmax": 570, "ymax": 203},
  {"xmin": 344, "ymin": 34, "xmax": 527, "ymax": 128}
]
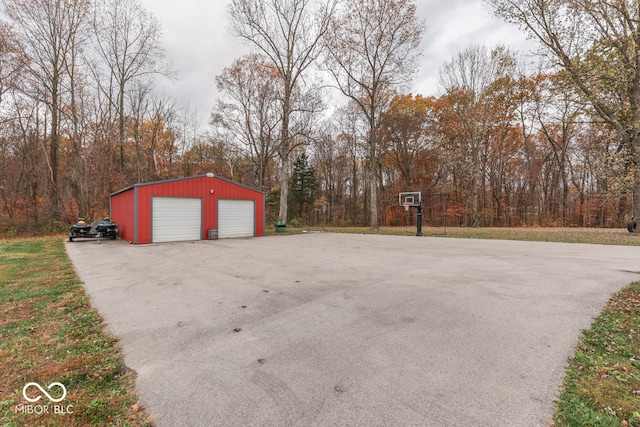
[
  {"xmin": 0, "ymin": 236, "xmax": 152, "ymax": 427},
  {"xmin": 553, "ymin": 281, "xmax": 640, "ymax": 427}
]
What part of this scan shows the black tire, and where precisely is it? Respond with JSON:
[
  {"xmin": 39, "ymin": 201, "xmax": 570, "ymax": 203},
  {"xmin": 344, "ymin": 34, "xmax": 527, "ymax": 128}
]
[
  {"xmin": 68, "ymin": 235, "xmax": 74, "ymax": 242},
  {"xmin": 627, "ymin": 219, "xmax": 638, "ymax": 233}
]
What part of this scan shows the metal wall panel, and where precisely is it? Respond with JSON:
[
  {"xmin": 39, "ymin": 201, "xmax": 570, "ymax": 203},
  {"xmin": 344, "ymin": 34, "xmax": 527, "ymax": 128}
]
[
  {"xmin": 111, "ymin": 175, "xmax": 265, "ymax": 244},
  {"xmin": 110, "ymin": 189, "xmax": 135, "ymax": 242}
]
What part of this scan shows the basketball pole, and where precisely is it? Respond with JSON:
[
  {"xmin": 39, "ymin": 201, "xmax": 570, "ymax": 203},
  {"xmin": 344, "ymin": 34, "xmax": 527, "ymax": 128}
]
[{"xmin": 415, "ymin": 203, "xmax": 423, "ymax": 237}]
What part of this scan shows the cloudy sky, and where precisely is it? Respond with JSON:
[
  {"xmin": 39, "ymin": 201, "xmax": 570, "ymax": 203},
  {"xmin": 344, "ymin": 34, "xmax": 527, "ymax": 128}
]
[{"xmin": 139, "ymin": 0, "xmax": 539, "ymax": 127}]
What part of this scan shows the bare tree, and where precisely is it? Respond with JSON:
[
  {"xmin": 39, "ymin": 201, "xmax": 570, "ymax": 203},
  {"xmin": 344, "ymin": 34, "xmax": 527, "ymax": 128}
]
[
  {"xmin": 127, "ymin": 80, "xmax": 177, "ymax": 182},
  {"xmin": 228, "ymin": 0, "xmax": 337, "ymax": 226},
  {"xmin": 323, "ymin": 0, "xmax": 424, "ymax": 229},
  {"xmin": 534, "ymin": 74, "xmax": 584, "ymax": 225},
  {"xmin": 0, "ymin": 95, "xmax": 45, "ymax": 226},
  {"xmin": 487, "ymin": 0, "xmax": 640, "ymax": 219},
  {"xmin": 4, "ymin": 0, "xmax": 91, "ymax": 219},
  {"xmin": 62, "ymin": 2, "xmax": 93, "ymax": 219},
  {"xmin": 0, "ymin": 22, "xmax": 22, "ymax": 109},
  {"xmin": 336, "ymin": 102, "xmax": 366, "ymax": 223},
  {"xmin": 91, "ymin": 0, "xmax": 166, "ymax": 182},
  {"xmin": 312, "ymin": 118, "xmax": 359, "ymax": 224},
  {"xmin": 212, "ymin": 54, "xmax": 281, "ymax": 191}
]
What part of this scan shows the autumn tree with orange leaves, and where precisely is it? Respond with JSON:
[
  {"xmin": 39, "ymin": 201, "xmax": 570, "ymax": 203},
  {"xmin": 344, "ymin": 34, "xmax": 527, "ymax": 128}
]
[
  {"xmin": 323, "ymin": 0, "xmax": 425, "ymax": 229},
  {"xmin": 380, "ymin": 94, "xmax": 436, "ymax": 188},
  {"xmin": 488, "ymin": 0, "xmax": 640, "ymax": 221},
  {"xmin": 437, "ymin": 45, "xmax": 516, "ymax": 226}
]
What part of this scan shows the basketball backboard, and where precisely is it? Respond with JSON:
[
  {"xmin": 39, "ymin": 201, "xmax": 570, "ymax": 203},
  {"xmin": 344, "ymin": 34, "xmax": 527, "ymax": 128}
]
[{"xmin": 399, "ymin": 191, "xmax": 422, "ymax": 208}]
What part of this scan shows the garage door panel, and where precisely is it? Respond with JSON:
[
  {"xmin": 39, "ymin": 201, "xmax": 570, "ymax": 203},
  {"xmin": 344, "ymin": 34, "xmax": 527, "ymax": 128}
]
[
  {"xmin": 152, "ymin": 197, "xmax": 202, "ymax": 243},
  {"xmin": 218, "ymin": 199, "xmax": 254, "ymax": 239}
]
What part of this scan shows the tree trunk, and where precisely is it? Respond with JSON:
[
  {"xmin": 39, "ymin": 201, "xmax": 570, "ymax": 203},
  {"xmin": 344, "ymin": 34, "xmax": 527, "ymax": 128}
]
[
  {"xmin": 471, "ymin": 161, "xmax": 480, "ymax": 227},
  {"xmin": 368, "ymin": 107, "xmax": 379, "ymax": 229},
  {"xmin": 119, "ymin": 80, "xmax": 126, "ymax": 182},
  {"xmin": 561, "ymin": 163, "xmax": 569, "ymax": 226},
  {"xmin": 278, "ymin": 90, "xmax": 291, "ymax": 225},
  {"xmin": 69, "ymin": 45, "xmax": 85, "ymax": 219},
  {"xmin": 49, "ymin": 74, "xmax": 60, "ymax": 220},
  {"xmin": 370, "ymin": 164, "xmax": 378, "ymax": 229},
  {"xmin": 279, "ymin": 155, "xmax": 289, "ymax": 224},
  {"xmin": 634, "ymin": 141, "xmax": 640, "ymax": 218}
]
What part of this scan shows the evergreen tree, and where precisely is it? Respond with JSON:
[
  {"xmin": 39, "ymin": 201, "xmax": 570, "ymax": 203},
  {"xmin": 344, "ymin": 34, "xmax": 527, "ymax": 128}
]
[{"xmin": 289, "ymin": 152, "xmax": 318, "ymax": 220}]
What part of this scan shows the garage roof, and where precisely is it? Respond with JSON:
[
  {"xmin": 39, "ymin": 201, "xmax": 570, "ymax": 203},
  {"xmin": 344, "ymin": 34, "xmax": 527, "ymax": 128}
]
[{"xmin": 110, "ymin": 173, "xmax": 265, "ymax": 197}]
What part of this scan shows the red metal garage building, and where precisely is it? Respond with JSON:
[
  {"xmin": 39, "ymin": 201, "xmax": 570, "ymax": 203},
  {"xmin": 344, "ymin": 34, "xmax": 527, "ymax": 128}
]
[{"xmin": 110, "ymin": 174, "xmax": 265, "ymax": 244}]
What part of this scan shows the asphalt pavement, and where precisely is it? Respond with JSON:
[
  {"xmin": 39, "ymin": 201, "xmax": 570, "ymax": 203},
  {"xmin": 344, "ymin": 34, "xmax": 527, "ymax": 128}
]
[{"xmin": 65, "ymin": 233, "xmax": 640, "ymax": 426}]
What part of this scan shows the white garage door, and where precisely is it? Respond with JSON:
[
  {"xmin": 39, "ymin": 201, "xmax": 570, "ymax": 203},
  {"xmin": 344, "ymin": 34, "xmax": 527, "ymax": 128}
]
[
  {"xmin": 152, "ymin": 197, "xmax": 202, "ymax": 243},
  {"xmin": 218, "ymin": 199, "xmax": 255, "ymax": 239}
]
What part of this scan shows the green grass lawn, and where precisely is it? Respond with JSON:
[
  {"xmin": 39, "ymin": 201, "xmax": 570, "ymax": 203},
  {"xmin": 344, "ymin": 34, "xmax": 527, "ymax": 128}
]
[
  {"xmin": 0, "ymin": 236, "xmax": 152, "ymax": 426},
  {"xmin": 553, "ymin": 282, "xmax": 640, "ymax": 427},
  {"xmin": 271, "ymin": 225, "xmax": 640, "ymax": 246},
  {"xmin": 1, "ymin": 231, "xmax": 638, "ymax": 426}
]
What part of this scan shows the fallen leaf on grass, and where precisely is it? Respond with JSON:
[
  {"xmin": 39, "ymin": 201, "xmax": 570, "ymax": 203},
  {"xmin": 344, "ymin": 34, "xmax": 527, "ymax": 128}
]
[{"xmin": 132, "ymin": 400, "xmax": 141, "ymax": 412}]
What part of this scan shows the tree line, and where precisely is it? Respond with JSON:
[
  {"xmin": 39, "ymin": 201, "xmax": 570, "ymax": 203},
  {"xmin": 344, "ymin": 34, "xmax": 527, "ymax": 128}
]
[{"xmin": 0, "ymin": 0, "xmax": 636, "ymax": 233}]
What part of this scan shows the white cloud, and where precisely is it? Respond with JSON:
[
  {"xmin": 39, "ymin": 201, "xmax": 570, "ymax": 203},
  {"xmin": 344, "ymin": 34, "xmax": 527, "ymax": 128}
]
[
  {"xmin": 416, "ymin": 0, "xmax": 538, "ymax": 95},
  {"xmin": 140, "ymin": 0, "xmax": 538, "ymax": 127}
]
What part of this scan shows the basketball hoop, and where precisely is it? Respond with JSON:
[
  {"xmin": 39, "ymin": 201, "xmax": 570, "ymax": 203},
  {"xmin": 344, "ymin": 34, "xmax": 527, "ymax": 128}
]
[{"xmin": 399, "ymin": 191, "xmax": 423, "ymax": 236}]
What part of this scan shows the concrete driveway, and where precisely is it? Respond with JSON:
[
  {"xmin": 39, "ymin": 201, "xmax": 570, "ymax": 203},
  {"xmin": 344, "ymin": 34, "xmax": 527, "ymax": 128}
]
[{"xmin": 65, "ymin": 233, "xmax": 640, "ymax": 426}]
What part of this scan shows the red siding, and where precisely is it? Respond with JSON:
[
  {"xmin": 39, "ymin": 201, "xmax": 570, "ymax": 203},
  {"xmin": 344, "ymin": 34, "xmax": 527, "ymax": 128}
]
[
  {"xmin": 111, "ymin": 175, "xmax": 264, "ymax": 244},
  {"xmin": 111, "ymin": 188, "xmax": 135, "ymax": 243}
]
